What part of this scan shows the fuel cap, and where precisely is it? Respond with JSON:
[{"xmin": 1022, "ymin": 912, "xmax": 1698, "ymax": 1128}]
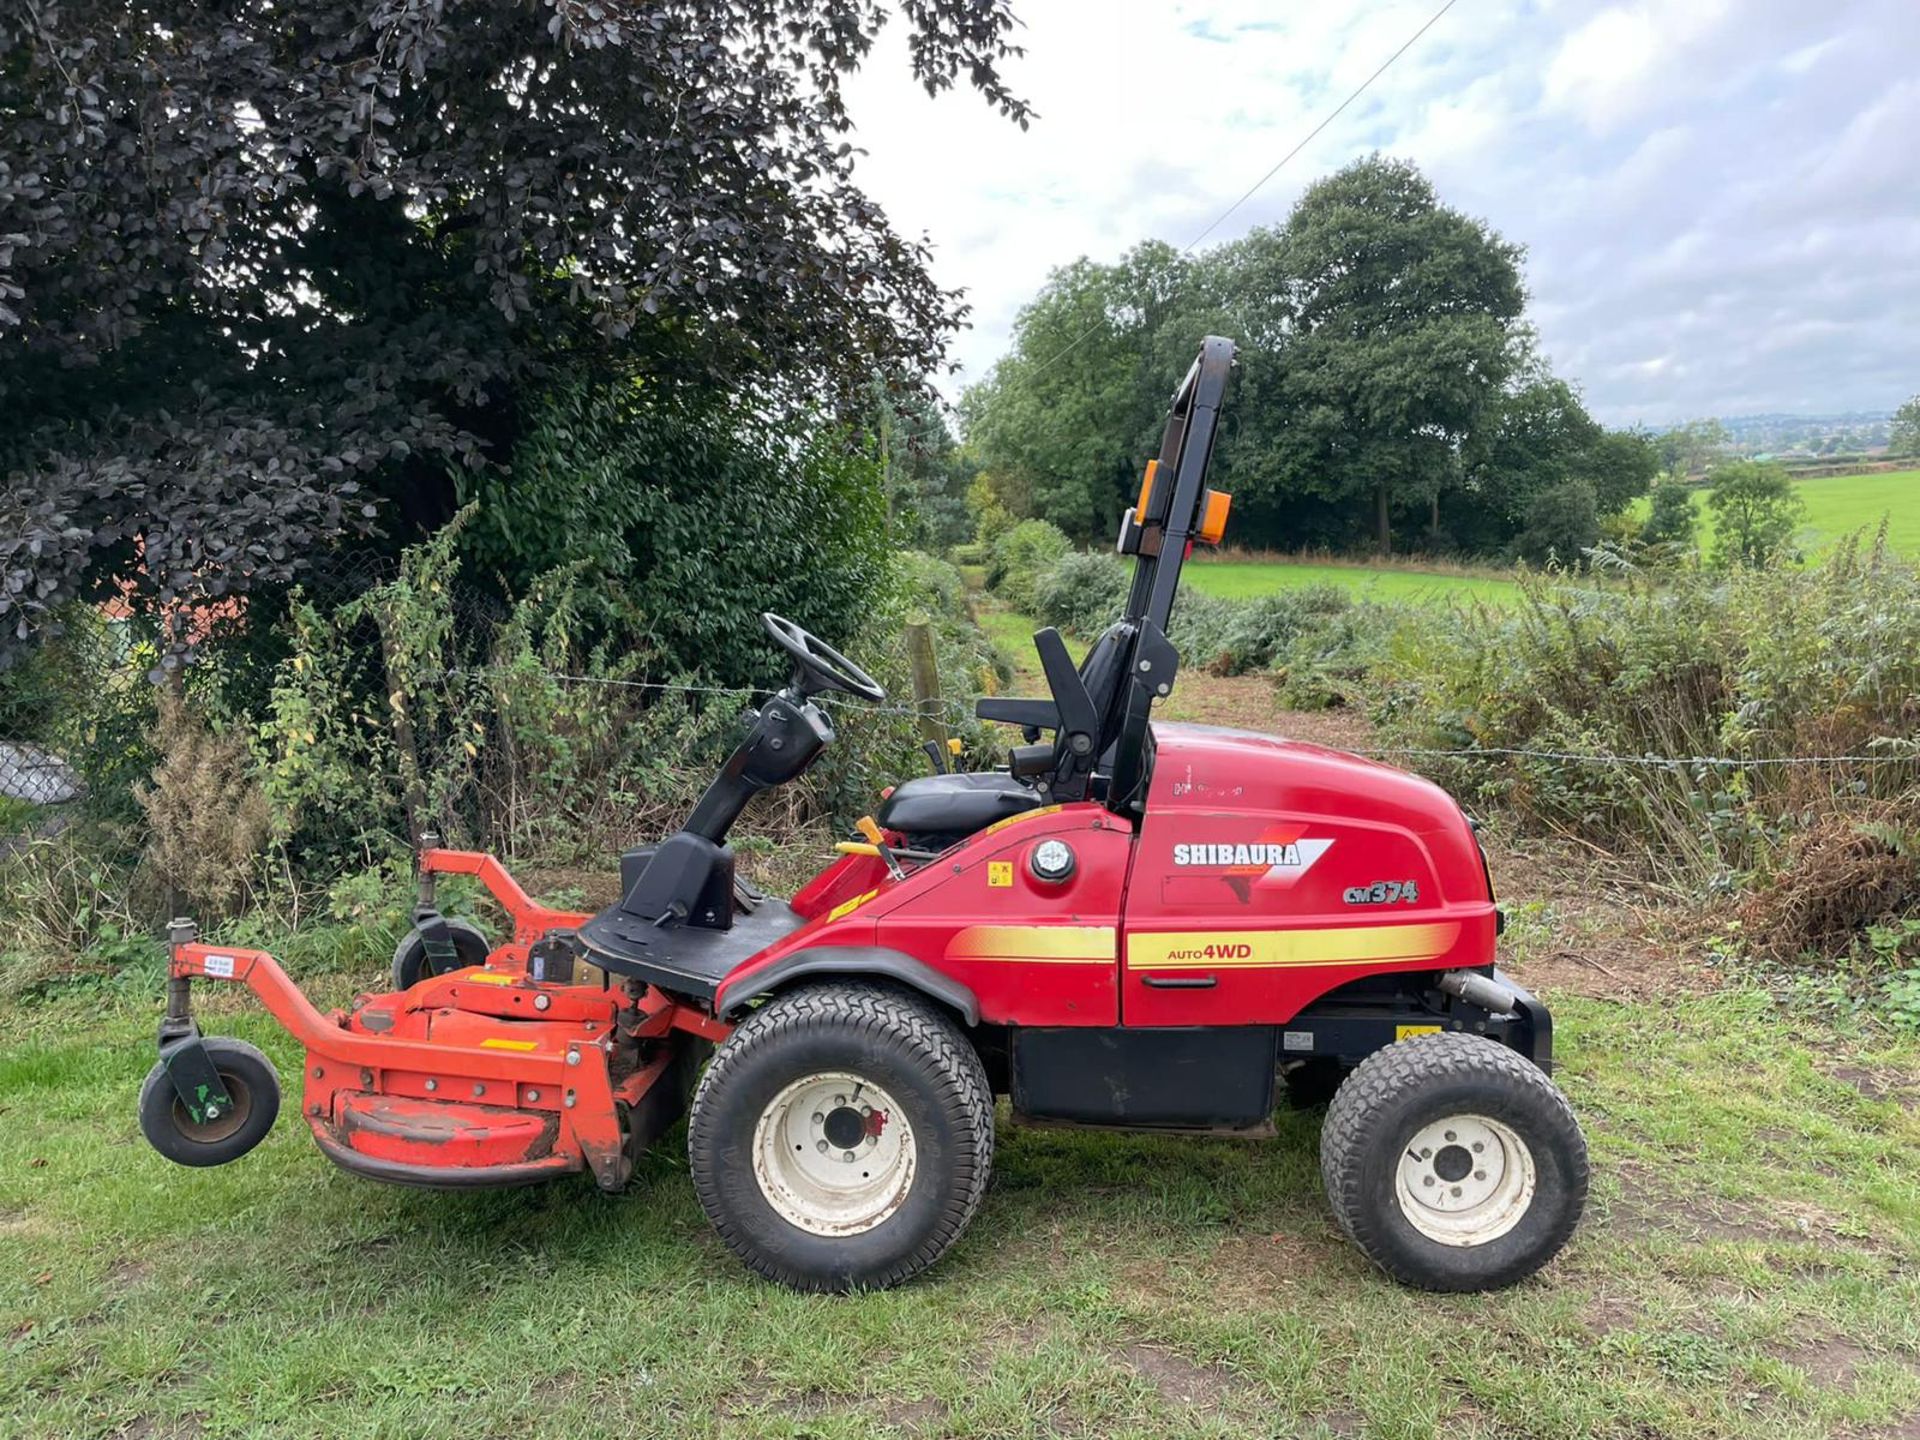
[{"xmin": 1030, "ymin": 839, "xmax": 1075, "ymax": 883}]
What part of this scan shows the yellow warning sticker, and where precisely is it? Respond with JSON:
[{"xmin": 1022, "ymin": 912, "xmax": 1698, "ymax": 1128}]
[
  {"xmin": 1395, "ymin": 1024, "xmax": 1442, "ymax": 1041},
  {"xmin": 463, "ymin": 971, "xmax": 514, "ymax": 986},
  {"xmin": 481, "ymin": 1037, "xmax": 538, "ymax": 1051},
  {"xmin": 987, "ymin": 861, "xmax": 1014, "ymax": 888},
  {"xmin": 827, "ymin": 888, "xmax": 879, "ymax": 922}
]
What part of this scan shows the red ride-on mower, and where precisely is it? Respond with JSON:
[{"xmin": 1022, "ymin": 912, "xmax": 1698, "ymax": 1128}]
[{"xmin": 141, "ymin": 337, "xmax": 1587, "ymax": 1292}]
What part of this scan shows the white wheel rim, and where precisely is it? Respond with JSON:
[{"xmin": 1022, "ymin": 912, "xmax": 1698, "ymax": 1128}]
[
  {"xmin": 1394, "ymin": 1113, "xmax": 1536, "ymax": 1247},
  {"xmin": 751, "ymin": 1071, "xmax": 916, "ymax": 1237}
]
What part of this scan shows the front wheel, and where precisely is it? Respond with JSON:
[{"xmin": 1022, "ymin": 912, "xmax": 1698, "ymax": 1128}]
[
  {"xmin": 687, "ymin": 983, "xmax": 993, "ymax": 1292},
  {"xmin": 1320, "ymin": 1032, "xmax": 1587, "ymax": 1291},
  {"xmin": 139, "ymin": 1037, "xmax": 282, "ymax": 1168}
]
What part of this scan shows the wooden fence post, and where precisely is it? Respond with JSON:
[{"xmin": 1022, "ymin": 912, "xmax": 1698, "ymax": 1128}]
[{"xmin": 903, "ymin": 618, "xmax": 945, "ymax": 751}]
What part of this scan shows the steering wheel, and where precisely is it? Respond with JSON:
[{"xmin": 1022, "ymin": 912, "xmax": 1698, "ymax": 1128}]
[{"xmin": 761, "ymin": 613, "xmax": 887, "ymax": 704}]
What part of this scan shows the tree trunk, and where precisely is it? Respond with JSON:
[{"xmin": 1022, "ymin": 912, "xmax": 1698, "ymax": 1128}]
[{"xmin": 1374, "ymin": 483, "xmax": 1392, "ymax": 555}]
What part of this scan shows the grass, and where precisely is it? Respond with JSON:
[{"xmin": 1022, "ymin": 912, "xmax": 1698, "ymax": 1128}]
[
  {"xmin": 6, "ymin": 964, "xmax": 1920, "ymax": 1438},
  {"xmin": 1642, "ymin": 468, "xmax": 1920, "ymax": 557},
  {"xmin": 1182, "ymin": 557, "xmax": 1521, "ymax": 607}
]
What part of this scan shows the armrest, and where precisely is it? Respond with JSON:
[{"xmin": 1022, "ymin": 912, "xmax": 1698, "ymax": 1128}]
[{"xmin": 975, "ymin": 697, "xmax": 1060, "ymax": 730}]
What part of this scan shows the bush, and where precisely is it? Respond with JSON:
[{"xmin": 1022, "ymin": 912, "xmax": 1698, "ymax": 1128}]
[
  {"xmin": 987, "ymin": 520, "xmax": 1072, "ymax": 614},
  {"xmin": 1641, "ymin": 478, "xmax": 1697, "ymax": 552},
  {"xmin": 1033, "ymin": 550, "xmax": 1130, "ymax": 638},
  {"xmin": 133, "ymin": 691, "xmax": 271, "ymax": 920},
  {"xmin": 1353, "ymin": 540, "xmax": 1920, "ymax": 909},
  {"xmin": 459, "ymin": 382, "xmax": 893, "ymax": 692}
]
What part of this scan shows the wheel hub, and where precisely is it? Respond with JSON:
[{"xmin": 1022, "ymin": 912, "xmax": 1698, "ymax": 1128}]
[
  {"xmin": 1394, "ymin": 1113, "xmax": 1536, "ymax": 1247},
  {"xmin": 752, "ymin": 1071, "xmax": 916, "ymax": 1237}
]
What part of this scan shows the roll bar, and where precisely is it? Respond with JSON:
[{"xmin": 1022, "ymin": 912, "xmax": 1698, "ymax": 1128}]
[{"xmin": 975, "ymin": 336, "xmax": 1238, "ymax": 817}]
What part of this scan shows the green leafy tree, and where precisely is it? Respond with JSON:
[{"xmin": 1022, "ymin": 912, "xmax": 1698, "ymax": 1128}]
[
  {"xmin": 1640, "ymin": 478, "xmax": 1698, "ymax": 551},
  {"xmin": 1260, "ymin": 156, "xmax": 1527, "ymax": 554},
  {"xmin": 0, "ymin": 0, "xmax": 1028, "ymax": 660},
  {"xmin": 1891, "ymin": 395, "xmax": 1920, "ymax": 457},
  {"xmin": 961, "ymin": 242, "xmax": 1206, "ymax": 540},
  {"xmin": 1657, "ymin": 419, "xmax": 1730, "ymax": 479},
  {"xmin": 1707, "ymin": 461, "xmax": 1804, "ymax": 568},
  {"xmin": 1513, "ymin": 479, "xmax": 1600, "ymax": 566}
]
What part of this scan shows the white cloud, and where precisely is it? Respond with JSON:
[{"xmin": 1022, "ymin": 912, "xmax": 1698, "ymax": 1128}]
[{"xmin": 843, "ymin": 0, "xmax": 1920, "ymax": 424}]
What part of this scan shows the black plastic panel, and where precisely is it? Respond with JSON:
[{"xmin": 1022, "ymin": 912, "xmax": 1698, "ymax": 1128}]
[{"xmin": 1011, "ymin": 1025, "xmax": 1277, "ymax": 1129}]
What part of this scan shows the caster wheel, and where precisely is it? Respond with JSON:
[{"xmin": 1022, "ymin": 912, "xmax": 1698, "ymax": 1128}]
[
  {"xmin": 139, "ymin": 1037, "xmax": 282, "ymax": 1168},
  {"xmin": 390, "ymin": 916, "xmax": 491, "ymax": 989},
  {"xmin": 688, "ymin": 983, "xmax": 993, "ymax": 1292},
  {"xmin": 1320, "ymin": 1032, "xmax": 1587, "ymax": 1291}
]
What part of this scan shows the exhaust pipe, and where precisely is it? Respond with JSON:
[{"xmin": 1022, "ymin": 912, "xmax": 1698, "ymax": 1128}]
[{"xmin": 1438, "ymin": 969, "xmax": 1518, "ymax": 1015}]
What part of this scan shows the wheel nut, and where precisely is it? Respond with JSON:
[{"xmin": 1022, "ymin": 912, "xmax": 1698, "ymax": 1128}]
[
  {"xmin": 1474, "ymin": 1170, "xmax": 1486, "ymax": 1181},
  {"xmin": 812, "ymin": 1112, "xmax": 824, "ymax": 1124},
  {"xmin": 817, "ymin": 1140, "xmax": 829, "ymax": 1153},
  {"xmin": 1472, "ymin": 1141, "xmax": 1484, "ymax": 1152},
  {"xmin": 1444, "ymin": 1130, "xmax": 1456, "ymax": 1142},
  {"xmin": 1451, "ymin": 1186, "xmax": 1462, "ymax": 1197},
  {"xmin": 1423, "ymin": 1175, "xmax": 1435, "ymax": 1187},
  {"xmin": 842, "ymin": 1151, "xmax": 856, "ymax": 1163}
]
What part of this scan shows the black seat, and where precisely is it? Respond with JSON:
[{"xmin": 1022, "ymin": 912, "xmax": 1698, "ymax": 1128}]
[{"xmin": 877, "ymin": 771, "xmax": 1041, "ymax": 844}]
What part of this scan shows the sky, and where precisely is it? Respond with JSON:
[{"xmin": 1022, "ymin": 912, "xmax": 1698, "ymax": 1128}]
[{"xmin": 842, "ymin": 0, "xmax": 1920, "ymax": 427}]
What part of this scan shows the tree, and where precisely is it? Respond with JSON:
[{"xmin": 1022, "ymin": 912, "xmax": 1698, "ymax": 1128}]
[
  {"xmin": 960, "ymin": 242, "xmax": 1207, "ymax": 540},
  {"xmin": 0, "ymin": 0, "xmax": 1028, "ymax": 660},
  {"xmin": 1656, "ymin": 419, "xmax": 1729, "ymax": 479},
  {"xmin": 1261, "ymin": 156, "xmax": 1527, "ymax": 554},
  {"xmin": 1513, "ymin": 479, "xmax": 1599, "ymax": 566},
  {"xmin": 1892, "ymin": 395, "xmax": 1920, "ymax": 457},
  {"xmin": 1640, "ymin": 478, "xmax": 1697, "ymax": 551},
  {"xmin": 1707, "ymin": 461, "xmax": 1804, "ymax": 567}
]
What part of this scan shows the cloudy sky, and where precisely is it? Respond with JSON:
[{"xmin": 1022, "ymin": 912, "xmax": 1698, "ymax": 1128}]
[{"xmin": 843, "ymin": 0, "xmax": 1920, "ymax": 427}]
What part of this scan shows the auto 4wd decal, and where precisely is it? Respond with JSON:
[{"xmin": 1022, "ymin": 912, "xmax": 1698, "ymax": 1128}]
[{"xmin": 1170, "ymin": 823, "xmax": 1332, "ymax": 897}]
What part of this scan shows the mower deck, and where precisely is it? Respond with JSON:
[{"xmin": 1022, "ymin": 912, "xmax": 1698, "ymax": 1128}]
[{"xmin": 165, "ymin": 848, "xmax": 728, "ymax": 1193}]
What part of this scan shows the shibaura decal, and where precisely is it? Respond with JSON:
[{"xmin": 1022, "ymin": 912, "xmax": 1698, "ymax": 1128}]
[{"xmin": 1169, "ymin": 825, "xmax": 1332, "ymax": 895}]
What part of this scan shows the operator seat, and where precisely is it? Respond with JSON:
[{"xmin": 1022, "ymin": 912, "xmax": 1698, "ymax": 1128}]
[{"xmin": 876, "ymin": 620, "xmax": 1138, "ymax": 846}]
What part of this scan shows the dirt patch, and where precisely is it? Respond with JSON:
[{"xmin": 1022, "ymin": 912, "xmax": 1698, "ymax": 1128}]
[
  {"xmin": 117, "ymin": 1418, "xmax": 206, "ymax": 1440},
  {"xmin": 1481, "ymin": 832, "xmax": 1712, "ymax": 1000},
  {"xmin": 1582, "ymin": 1292, "xmax": 1642, "ymax": 1336},
  {"xmin": 104, "ymin": 1258, "xmax": 152, "ymax": 1293},
  {"xmin": 879, "ymin": 1395, "xmax": 949, "ymax": 1433},
  {"xmin": 1115, "ymin": 1343, "xmax": 1233, "ymax": 1410},
  {"xmin": 1775, "ymin": 1336, "xmax": 1871, "ymax": 1389},
  {"xmin": 1828, "ymin": 1065, "xmax": 1920, "ymax": 1109}
]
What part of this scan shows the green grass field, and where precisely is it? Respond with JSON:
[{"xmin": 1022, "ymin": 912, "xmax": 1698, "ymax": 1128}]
[
  {"xmin": 1648, "ymin": 468, "xmax": 1920, "ymax": 557},
  {"xmin": 1182, "ymin": 559, "xmax": 1520, "ymax": 607},
  {"xmin": 6, "ymin": 970, "xmax": 1920, "ymax": 1439}
]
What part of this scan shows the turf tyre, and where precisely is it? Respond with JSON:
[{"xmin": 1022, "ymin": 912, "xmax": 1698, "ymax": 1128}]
[
  {"xmin": 139, "ymin": 1037, "xmax": 282, "ymax": 1167},
  {"xmin": 688, "ymin": 982, "xmax": 993, "ymax": 1292},
  {"xmin": 390, "ymin": 916, "xmax": 491, "ymax": 990},
  {"xmin": 1320, "ymin": 1031, "xmax": 1586, "ymax": 1291}
]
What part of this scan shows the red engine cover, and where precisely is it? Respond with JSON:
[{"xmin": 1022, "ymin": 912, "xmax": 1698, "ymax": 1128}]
[{"xmin": 1119, "ymin": 724, "xmax": 1495, "ymax": 1024}]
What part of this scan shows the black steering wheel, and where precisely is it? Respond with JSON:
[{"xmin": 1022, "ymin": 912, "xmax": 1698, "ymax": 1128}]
[{"xmin": 761, "ymin": 613, "xmax": 887, "ymax": 703}]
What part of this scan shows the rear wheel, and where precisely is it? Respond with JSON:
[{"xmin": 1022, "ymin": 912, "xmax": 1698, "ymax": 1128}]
[
  {"xmin": 688, "ymin": 983, "xmax": 993, "ymax": 1292},
  {"xmin": 138, "ymin": 1037, "xmax": 282, "ymax": 1167},
  {"xmin": 390, "ymin": 916, "xmax": 491, "ymax": 990},
  {"xmin": 1320, "ymin": 1032, "xmax": 1586, "ymax": 1291}
]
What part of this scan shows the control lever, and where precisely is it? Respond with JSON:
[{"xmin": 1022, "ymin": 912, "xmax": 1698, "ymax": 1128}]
[{"xmin": 855, "ymin": 815, "xmax": 906, "ymax": 881}]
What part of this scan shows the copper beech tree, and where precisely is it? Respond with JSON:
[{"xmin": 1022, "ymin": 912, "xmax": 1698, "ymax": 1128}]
[{"xmin": 0, "ymin": 0, "xmax": 1028, "ymax": 660}]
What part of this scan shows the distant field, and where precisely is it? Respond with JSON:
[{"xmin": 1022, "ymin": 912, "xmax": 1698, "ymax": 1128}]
[
  {"xmin": 1183, "ymin": 558, "xmax": 1521, "ymax": 606},
  {"xmin": 1649, "ymin": 467, "xmax": 1920, "ymax": 555}
]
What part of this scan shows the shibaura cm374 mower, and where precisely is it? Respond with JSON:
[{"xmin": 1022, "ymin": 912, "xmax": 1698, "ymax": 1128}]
[{"xmin": 141, "ymin": 337, "xmax": 1588, "ymax": 1293}]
